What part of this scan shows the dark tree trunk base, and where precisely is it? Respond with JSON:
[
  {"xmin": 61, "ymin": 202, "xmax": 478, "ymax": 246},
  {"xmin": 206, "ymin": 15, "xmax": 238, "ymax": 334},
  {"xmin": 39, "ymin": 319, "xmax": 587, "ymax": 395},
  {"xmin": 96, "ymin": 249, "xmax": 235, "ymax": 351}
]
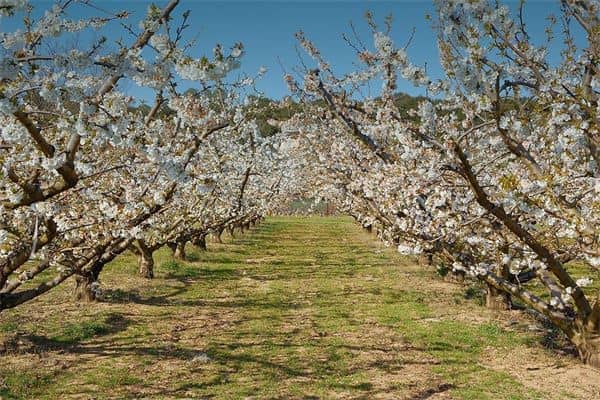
[
  {"xmin": 214, "ymin": 229, "xmax": 223, "ymax": 243},
  {"xmin": 486, "ymin": 285, "xmax": 511, "ymax": 310},
  {"xmin": 418, "ymin": 253, "xmax": 433, "ymax": 266},
  {"xmin": 174, "ymin": 241, "xmax": 186, "ymax": 260},
  {"xmin": 74, "ymin": 274, "xmax": 98, "ymax": 302},
  {"xmin": 572, "ymin": 329, "xmax": 600, "ymax": 369},
  {"xmin": 444, "ymin": 271, "xmax": 465, "ymax": 283},
  {"xmin": 486, "ymin": 264, "xmax": 511, "ymax": 310},
  {"xmin": 138, "ymin": 252, "xmax": 154, "ymax": 279},
  {"xmin": 193, "ymin": 235, "xmax": 207, "ymax": 251}
]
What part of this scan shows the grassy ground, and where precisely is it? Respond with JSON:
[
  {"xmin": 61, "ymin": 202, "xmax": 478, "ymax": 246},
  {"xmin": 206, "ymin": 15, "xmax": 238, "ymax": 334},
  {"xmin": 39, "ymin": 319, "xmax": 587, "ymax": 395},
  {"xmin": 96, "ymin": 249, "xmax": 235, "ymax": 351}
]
[{"xmin": 0, "ymin": 216, "xmax": 599, "ymax": 399}]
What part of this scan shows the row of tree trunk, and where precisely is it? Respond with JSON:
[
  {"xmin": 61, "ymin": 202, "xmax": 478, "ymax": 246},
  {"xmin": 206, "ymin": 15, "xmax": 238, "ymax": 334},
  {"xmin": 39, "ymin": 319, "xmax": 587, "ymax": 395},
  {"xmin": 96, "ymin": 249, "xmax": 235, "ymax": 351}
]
[
  {"xmin": 360, "ymin": 221, "xmax": 518, "ymax": 311},
  {"xmin": 72, "ymin": 218, "xmax": 261, "ymax": 302}
]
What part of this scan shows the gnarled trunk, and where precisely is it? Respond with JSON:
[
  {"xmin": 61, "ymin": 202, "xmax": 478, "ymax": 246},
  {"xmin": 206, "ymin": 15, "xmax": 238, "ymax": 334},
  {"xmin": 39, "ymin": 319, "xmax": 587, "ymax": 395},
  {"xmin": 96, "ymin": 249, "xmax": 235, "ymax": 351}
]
[
  {"xmin": 130, "ymin": 239, "xmax": 156, "ymax": 279},
  {"xmin": 137, "ymin": 241, "xmax": 155, "ymax": 279},
  {"xmin": 73, "ymin": 238, "xmax": 131, "ymax": 302},
  {"xmin": 577, "ymin": 333, "xmax": 600, "ymax": 368},
  {"xmin": 418, "ymin": 252, "xmax": 433, "ymax": 266},
  {"xmin": 569, "ymin": 321, "xmax": 600, "ymax": 368},
  {"xmin": 167, "ymin": 240, "xmax": 186, "ymax": 259},
  {"xmin": 74, "ymin": 274, "xmax": 96, "ymax": 302},
  {"xmin": 578, "ymin": 303, "xmax": 600, "ymax": 367},
  {"xmin": 74, "ymin": 264, "xmax": 102, "ymax": 302}
]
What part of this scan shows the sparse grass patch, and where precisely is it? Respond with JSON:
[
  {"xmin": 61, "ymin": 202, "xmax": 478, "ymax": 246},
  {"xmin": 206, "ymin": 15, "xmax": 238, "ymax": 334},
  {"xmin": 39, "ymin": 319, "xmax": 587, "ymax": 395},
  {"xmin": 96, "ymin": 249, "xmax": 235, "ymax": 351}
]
[
  {"xmin": 0, "ymin": 370, "xmax": 57, "ymax": 400},
  {"xmin": 186, "ymin": 250, "xmax": 201, "ymax": 262},
  {"xmin": 0, "ymin": 320, "xmax": 19, "ymax": 333},
  {"xmin": 82, "ymin": 366, "xmax": 143, "ymax": 388},
  {"xmin": 160, "ymin": 259, "xmax": 201, "ymax": 279},
  {"xmin": 49, "ymin": 312, "xmax": 128, "ymax": 344},
  {"xmin": 160, "ymin": 260, "xmax": 181, "ymax": 271},
  {"xmin": 52, "ymin": 321, "xmax": 110, "ymax": 344}
]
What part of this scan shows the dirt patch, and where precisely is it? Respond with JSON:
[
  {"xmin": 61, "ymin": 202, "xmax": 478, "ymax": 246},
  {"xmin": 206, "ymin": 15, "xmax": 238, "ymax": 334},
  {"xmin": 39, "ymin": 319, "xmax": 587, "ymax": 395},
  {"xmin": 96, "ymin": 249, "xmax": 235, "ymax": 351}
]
[{"xmin": 482, "ymin": 346, "xmax": 600, "ymax": 399}]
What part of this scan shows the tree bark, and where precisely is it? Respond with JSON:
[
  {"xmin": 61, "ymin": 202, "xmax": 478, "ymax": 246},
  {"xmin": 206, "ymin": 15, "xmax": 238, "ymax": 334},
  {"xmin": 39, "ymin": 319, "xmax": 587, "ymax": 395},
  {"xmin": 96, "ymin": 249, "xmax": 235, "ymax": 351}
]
[
  {"xmin": 486, "ymin": 264, "xmax": 511, "ymax": 310},
  {"xmin": 73, "ymin": 239, "xmax": 131, "ymax": 302},
  {"xmin": 570, "ymin": 326, "xmax": 600, "ymax": 368},
  {"xmin": 192, "ymin": 234, "xmax": 207, "ymax": 251},
  {"xmin": 74, "ymin": 263, "xmax": 102, "ymax": 302},
  {"xmin": 167, "ymin": 240, "xmax": 187, "ymax": 259},
  {"xmin": 214, "ymin": 227, "xmax": 224, "ymax": 243},
  {"xmin": 74, "ymin": 275, "xmax": 96, "ymax": 302},
  {"xmin": 167, "ymin": 241, "xmax": 177, "ymax": 256},
  {"xmin": 444, "ymin": 270, "xmax": 465, "ymax": 283},
  {"xmin": 174, "ymin": 240, "xmax": 186, "ymax": 260},
  {"xmin": 418, "ymin": 252, "xmax": 433, "ymax": 266},
  {"xmin": 136, "ymin": 241, "xmax": 155, "ymax": 279}
]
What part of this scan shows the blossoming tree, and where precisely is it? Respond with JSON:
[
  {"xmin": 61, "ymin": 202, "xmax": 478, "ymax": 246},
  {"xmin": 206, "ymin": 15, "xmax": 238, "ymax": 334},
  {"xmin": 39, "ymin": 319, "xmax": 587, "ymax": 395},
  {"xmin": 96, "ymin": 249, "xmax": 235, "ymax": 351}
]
[{"xmin": 0, "ymin": 0, "xmax": 282, "ymax": 306}]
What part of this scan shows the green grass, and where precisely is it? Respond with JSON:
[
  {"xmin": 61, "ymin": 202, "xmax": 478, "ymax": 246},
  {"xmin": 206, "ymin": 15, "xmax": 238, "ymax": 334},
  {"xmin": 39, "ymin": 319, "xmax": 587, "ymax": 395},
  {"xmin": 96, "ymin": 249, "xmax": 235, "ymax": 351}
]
[
  {"xmin": 52, "ymin": 321, "xmax": 111, "ymax": 344},
  {"xmin": 0, "ymin": 370, "xmax": 61, "ymax": 400},
  {"xmin": 0, "ymin": 216, "xmax": 595, "ymax": 399}
]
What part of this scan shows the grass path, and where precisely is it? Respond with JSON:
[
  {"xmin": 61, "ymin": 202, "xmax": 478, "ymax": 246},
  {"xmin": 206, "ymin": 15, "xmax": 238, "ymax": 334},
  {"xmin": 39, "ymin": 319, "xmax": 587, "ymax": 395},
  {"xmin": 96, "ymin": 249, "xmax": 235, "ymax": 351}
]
[{"xmin": 1, "ymin": 217, "xmax": 599, "ymax": 399}]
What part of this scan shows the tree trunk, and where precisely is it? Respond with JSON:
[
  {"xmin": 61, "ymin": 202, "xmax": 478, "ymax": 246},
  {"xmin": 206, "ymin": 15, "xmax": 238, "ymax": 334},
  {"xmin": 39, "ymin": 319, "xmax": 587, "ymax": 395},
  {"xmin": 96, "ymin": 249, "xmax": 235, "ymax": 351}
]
[
  {"xmin": 418, "ymin": 252, "xmax": 433, "ymax": 266},
  {"xmin": 167, "ymin": 241, "xmax": 177, "ymax": 256},
  {"xmin": 136, "ymin": 241, "xmax": 155, "ymax": 279},
  {"xmin": 444, "ymin": 270, "xmax": 465, "ymax": 283},
  {"xmin": 174, "ymin": 240, "xmax": 186, "ymax": 260},
  {"xmin": 74, "ymin": 274, "xmax": 97, "ymax": 302},
  {"xmin": 215, "ymin": 227, "xmax": 224, "ymax": 243},
  {"xmin": 227, "ymin": 225, "xmax": 235, "ymax": 238},
  {"xmin": 570, "ymin": 326, "xmax": 600, "ymax": 368},
  {"xmin": 73, "ymin": 239, "xmax": 132, "ymax": 302},
  {"xmin": 486, "ymin": 264, "xmax": 511, "ymax": 310},
  {"xmin": 193, "ymin": 234, "xmax": 207, "ymax": 251},
  {"xmin": 74, "ymin": 263, "xmax": 102, "ymax": 302}
]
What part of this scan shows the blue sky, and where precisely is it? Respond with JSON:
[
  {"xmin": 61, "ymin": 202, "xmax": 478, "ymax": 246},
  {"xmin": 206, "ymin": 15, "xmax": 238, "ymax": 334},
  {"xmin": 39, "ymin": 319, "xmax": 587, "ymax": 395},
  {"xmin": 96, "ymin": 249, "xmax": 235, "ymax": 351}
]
[{"xmin": 3, "ymin": 1, "xmax": 587, "ymax": 101}]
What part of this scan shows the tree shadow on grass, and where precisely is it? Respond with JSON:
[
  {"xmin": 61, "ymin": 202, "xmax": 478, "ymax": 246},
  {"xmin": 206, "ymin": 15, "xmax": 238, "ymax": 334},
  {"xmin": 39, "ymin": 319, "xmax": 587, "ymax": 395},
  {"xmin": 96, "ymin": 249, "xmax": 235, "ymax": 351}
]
[
  {"xmin": 5, "ymin": 318, "xmax": 462, "ymax": 399},
  {"xmin": 162, "ymin": 266, "xmax": 238, "ymax": 281},
  {"xmin": 409, "ymin": 383, "xmax": 455, "ymax": 399},
  {"xmin": 103, "ymin": 287, "xmax": 318, "ymax": 310},
  {"xmin": 2, "ymin": 312, "xmax": 131, "ymax": 354},
  {"xmin": 103, "ymin": 267, "xmax": 238, "ymax": 305},
  {"xmin": 142, "ymin": 339, "xmax": 454, "ymax": 398}
]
